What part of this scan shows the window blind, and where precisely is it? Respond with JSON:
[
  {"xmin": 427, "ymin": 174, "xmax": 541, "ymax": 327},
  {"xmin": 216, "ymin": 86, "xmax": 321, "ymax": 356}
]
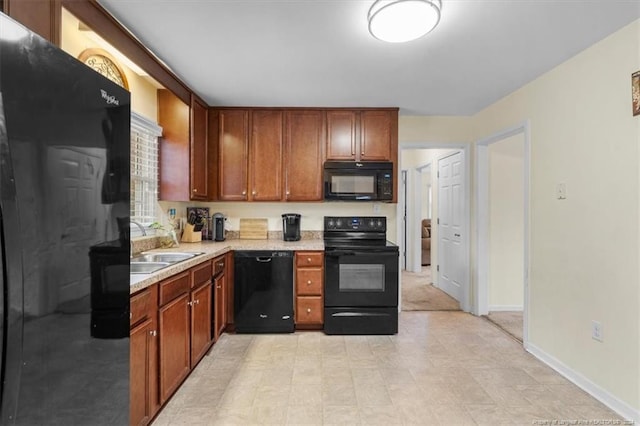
[{"xmin": 130, "ymin": 112, "xmax": 162, "ymax": 224}]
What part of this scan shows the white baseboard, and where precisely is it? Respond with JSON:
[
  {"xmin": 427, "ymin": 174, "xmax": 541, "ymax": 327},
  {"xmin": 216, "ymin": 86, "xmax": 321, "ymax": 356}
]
[
  {"xmin": 525, "ymin": 342, "xmax": 640, "ymax": 423},
  {"xmin": 488, "ymin": 305, "xmax": 523, "ymax": 312}
]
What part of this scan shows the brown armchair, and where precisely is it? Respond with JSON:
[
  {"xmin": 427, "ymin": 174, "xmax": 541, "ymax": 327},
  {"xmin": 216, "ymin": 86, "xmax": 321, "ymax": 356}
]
[{"xmin": 421, "ymin": 219, "xmax": 431, "ymax": 266}]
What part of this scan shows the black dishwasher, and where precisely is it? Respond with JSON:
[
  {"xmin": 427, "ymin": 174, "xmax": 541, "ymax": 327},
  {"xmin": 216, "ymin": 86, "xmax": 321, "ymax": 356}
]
[{"xmin": 234, "ymin": 251, "xmax": 294, "ymax": 333}]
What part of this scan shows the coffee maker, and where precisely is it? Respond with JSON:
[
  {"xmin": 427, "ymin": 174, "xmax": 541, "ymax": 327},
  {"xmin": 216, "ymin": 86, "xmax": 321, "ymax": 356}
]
[
  {"xmin": 282, "ymin": 213, "xmax": 301, "ymax": 241},
  {"xmin": 213, "ymin": 212, "xmax": 226, "ymax": 241}
]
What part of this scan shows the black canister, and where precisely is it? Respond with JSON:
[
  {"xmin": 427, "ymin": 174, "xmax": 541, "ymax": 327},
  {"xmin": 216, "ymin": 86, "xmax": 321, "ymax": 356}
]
[
  {"xmin": 282, "ymin": 213, "xmax": 301, "ymax": 241},
  {"xmin": 213, "ymin": 212, "xmax": 226, "ymax": 241}
]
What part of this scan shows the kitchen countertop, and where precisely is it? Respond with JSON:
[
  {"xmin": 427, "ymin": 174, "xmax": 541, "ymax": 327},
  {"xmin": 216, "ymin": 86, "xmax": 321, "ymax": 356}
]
[{"xmin": 130, "ymin": 238, "xmax": 325, "ymax": 294}]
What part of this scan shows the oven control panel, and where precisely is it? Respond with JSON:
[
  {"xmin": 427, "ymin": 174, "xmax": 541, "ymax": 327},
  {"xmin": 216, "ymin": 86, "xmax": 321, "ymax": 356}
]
[{"xmin": 324, "ymin": 216, "xmax": 386, "ymax": 232}]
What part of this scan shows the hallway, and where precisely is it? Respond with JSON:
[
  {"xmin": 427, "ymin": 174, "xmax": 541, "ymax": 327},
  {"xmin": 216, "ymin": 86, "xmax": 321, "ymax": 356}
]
[{"xmin": 401, "ymin": 266, "xmax": 461, "ymax": 311}]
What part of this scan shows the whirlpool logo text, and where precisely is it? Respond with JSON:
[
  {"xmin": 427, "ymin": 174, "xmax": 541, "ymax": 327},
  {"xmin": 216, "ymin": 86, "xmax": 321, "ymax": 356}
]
[{"xmin": 100, "ymin": 89, "xmax": 119, "ymax": 106}]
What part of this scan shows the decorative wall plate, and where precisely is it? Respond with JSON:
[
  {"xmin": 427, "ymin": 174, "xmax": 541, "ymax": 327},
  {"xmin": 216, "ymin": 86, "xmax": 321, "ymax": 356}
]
[{"xmin": 78, "ymin": 48, "xmax": 129, "ymax": 89}]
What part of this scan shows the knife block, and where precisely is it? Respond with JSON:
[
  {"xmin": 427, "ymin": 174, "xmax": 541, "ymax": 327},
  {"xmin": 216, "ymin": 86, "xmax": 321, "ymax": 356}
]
[{"xmin": 181, "ymin": 224, "xmax": 202, "ymax": 243}]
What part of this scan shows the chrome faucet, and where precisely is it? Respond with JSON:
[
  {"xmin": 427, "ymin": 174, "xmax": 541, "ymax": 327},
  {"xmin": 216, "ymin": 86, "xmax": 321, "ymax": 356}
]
[{"xmin": 130, "ymin": 220, "xmax": 147, "ymax": 237}]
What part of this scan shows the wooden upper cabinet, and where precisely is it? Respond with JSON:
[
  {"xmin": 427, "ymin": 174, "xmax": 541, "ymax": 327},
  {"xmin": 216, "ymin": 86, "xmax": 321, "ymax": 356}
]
[
  {"xmin": 190, "ymin": 96, "xmax": 208, "ymax": 200},
  {"xmin": 326, "ymin": 111, "xmax": 357, "ymax": 160},
  {"xmin": 218, "ymin": 109, "xmax": 249, "ymax": 201},
  {"xmin": 360, "ymin": 110, "xmax": 393, "ymax": 161},
  {"xmin": 4, "ymin": 0, "xmax": 59, "ymax": 44},
  {"xmin": 250, "ymin": 110, "xmax": 283, "ymax": 201},
  {"xmin": 326, "ymin": 109, "xmax": 397, "ymax": 162},
  {"xmin": 284, "ymin": 110, "xmax": 325, "ymax": 201},
  {"xmin": 158, "ymin": 90, "xmax": 190, "ymax": 201}
]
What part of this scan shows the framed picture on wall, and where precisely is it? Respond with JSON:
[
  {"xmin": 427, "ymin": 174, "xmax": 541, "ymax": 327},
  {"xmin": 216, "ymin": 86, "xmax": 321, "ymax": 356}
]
[{"xmin": 633, "ymin": 71, "xmax": 640, "ymax": 116}]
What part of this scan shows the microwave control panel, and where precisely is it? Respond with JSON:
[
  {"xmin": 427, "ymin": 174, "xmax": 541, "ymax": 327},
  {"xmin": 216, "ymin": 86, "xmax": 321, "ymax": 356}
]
[{"xmin": 378, "ymin": 172, "xmax": 393, "ymax": 198}]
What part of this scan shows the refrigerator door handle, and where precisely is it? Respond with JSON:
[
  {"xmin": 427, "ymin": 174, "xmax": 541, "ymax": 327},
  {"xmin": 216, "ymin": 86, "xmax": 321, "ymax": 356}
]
[{"xmin": 0, "ymin": 92, "xmax": 24, "ymax": 424}]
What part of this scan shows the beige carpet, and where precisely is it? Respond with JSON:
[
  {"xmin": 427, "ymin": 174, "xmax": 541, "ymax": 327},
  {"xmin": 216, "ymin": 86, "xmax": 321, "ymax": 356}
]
[
  {"xmin": 486, "ymin": 311, "xmax": 524, "ymax": 342},
  {"xmin": 402, "ymin": 266, "xmax": 461, "ymax": 311}
]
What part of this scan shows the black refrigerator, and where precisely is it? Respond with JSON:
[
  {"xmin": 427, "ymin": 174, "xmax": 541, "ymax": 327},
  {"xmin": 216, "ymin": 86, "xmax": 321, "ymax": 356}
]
[{"xmin": 0, "ymin": 13, "xmax": 130, "ymax": 425}]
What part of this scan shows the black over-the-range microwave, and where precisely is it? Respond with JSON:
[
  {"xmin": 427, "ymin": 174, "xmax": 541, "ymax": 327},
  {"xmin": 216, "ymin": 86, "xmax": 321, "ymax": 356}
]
[{"xmin": 323, "ymin": 161, "xmax": 393, "ymax": 201}]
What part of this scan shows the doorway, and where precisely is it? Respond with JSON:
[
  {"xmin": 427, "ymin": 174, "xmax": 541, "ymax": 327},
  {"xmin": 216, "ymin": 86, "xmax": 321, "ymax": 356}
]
[
  {"xmin": 397, "ymin": 143, "xmax": 470, "ymax": 312},
  {"xmin": 475, "ymin": 121, "xmax": 530, "ymax": 344}
]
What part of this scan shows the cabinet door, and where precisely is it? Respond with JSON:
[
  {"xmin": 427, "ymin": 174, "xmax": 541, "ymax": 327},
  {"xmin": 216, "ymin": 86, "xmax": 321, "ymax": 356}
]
[
  {"xmin": 360, "ymin": 110, "xmax": 392, "ymax": 161},
  {"xmin": 284, "ymin": 110, "xmax": 325, "ymax": 201},
  {"xmin": 130, "ymin": 318, "xmax": 154, "ymax": 426},
  {"xmin": 159, "ymin": 293, "xmax": 190, "ymax": 404},
  {"xmin": 158, "ymin": 90, "xmax": 190, "ymax": 201},
  {"xmin": 190, "ymin": 96, "xmax": 208, "ymax": 200},
  {"xmin": 190, "ymin": 283, "xmax": 212, "ymax": 366},
  {"xmin": 214, "ymin": 271, "xmax": 226, "ymax": 342},
  {"xmin": 326, "ymin": 111, "xmax": 357, "ymax": 160},
  {"xmin": 250, "ymin": 110, "xmax": 283, "ymax": 201},
  {"xmin": 218, "ymin": 109, "xmax": 249, "ymax": 200}
]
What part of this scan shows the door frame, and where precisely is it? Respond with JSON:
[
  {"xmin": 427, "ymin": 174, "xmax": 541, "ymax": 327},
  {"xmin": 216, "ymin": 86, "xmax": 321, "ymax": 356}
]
[
  {"xmin": 397, "ymin": 142, "xmax": 471, "ymax": 312},
  {"xmin": 474, "ymin": 120, "xmax": 531, "ymax": 344}
]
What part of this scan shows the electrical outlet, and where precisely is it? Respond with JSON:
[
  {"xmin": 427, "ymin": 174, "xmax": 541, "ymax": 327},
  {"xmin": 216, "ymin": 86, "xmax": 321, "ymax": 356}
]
[{"xmin": 591, "ymin": 320, "xmax": 603, "ymax": 342}]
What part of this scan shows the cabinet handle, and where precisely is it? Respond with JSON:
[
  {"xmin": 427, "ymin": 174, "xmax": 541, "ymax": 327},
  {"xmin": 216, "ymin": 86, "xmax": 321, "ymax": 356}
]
[
  {"xmin": 307, "ymin": 257, "xmax": 311, "ymax": 263},
  {"xmin": 218, "ymin": 262, "xmax": 224, "ymax": 267},
  {"xmin": 286, "ymin": 191, "xmax": 290, "ymax": 195},
  {"xmin": 149, "ymin": 330, "xmax": 157, "ymax": 337},
  {"xmin": 307, "ymin": 280, "xmax": 312, "ymax": 285},
  {"xmin": 216, "ymin": 285, "xmax": 221, "ymax": 289},
  {"xmin": 188, "ymin": 301, "xmax": 193, "ymax": 306},
  {"xmin": 193, "ymin": 188, "xmax": 198, "ymax": 193},
  {"xmin": 306, "ymin": 308, "xmax": 311, "ymax": 313},
  {"xmin": 242, "ymin": 190, "xmax": 247, "ymax": 195},
  {"xmin": 252, "ymin": 190, "xmax": 257, "ymax": 195}
]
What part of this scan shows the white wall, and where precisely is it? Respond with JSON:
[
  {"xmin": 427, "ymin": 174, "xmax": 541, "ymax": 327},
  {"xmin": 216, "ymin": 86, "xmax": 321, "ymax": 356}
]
[
  {"xmin": 488, "ymin": 134, "xmax": 524, "ymax": 310},
  {"xmin": 473, "ymin": 19, "xmax": 640, "ymax": 416}
]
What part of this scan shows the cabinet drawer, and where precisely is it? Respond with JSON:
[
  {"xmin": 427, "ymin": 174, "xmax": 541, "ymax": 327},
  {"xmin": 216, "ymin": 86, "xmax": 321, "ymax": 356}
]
[
  {"xmin": 295, "ymin": 296, "xmax": 323, "ymax": 324},
  {"xmin": 191, "ymin": 260, "xmax": 212, "ymax": 288},
  {"xmin": 296, "ymin": 251, "xmax": 323, "ymax": 267},
  {"xmin": 296, "ymin": 268, "xmax": 323, "ymax": 296},
  {"xmin": 213, "ymin": 256, "xmax": 225, "ymax": 276},
  {"xmin": 130, "ymin": 285, "xmax": 157, "ymax": 327},
  {"xmin": 159, "ymin": 272, "xmax": 190, "ymax": 306}
]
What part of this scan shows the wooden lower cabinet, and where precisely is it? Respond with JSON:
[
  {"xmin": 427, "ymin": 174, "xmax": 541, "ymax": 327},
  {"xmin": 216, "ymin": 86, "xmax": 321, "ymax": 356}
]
[
  {"xmin": 158, "ymin": 292, "xmax": 191, "ymax": 404},
  {"xmin": 190, "ymin": 282, "xmax": 212, "ymax": 366},
  {"xmin": 130, "ymin": 285, "xmax": 159, "ymax": 426},
  {"xmin": 213, "ymin": 254, "xmax": 227, "ymax": 341},
  {"xmin": 132, "ymin": 257, "xmax": 222, "ymax": 424},
  {"xmin": 294, "ymin": 251, "xmax": 324, "ymax": 328}
]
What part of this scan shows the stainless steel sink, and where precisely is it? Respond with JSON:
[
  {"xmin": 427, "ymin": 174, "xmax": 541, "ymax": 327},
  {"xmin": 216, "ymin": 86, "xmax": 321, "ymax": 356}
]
[
  {"xmin": 130, "ymin": 252, "xmax": 204, "ymax": 275},
  {"xmin": 131, "ymin": 252, "xmax": 201, "ymax": 263},
  {"xmin": 131, "ymin": 262, "xmax": 171, "ymax": 274}
]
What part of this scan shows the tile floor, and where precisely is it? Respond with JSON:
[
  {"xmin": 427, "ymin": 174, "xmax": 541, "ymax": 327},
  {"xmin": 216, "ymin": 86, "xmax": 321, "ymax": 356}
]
[{"xmin": 152, "ymin": 311, "xmax": 623, "ymax": 425}]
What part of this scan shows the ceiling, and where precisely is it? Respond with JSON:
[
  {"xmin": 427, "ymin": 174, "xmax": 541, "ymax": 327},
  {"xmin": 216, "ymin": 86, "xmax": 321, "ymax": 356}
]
[{"xmin": 98, "ymin": 0, "xmax": 640, "ymax": 116}]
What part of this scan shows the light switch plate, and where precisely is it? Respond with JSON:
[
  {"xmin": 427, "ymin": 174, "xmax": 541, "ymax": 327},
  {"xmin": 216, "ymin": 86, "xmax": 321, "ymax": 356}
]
[{"xmin": 556, "ymin": 183, "xmax": 567, "ymax": 200}]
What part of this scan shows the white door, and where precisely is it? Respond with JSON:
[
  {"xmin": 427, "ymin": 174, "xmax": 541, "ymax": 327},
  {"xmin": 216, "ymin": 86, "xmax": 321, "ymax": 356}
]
[
  {"xmin": 47, "ymin": 147, "xmax": 106, "ymax": 306},
  {"xmin": 438, "ymin": 151, "xmax": 465, "ymax": 301}
]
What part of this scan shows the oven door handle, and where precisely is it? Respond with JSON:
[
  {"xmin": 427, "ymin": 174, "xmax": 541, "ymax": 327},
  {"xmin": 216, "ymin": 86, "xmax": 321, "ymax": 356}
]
[{"xmin": 325, "ymin": 250, "xmax": 357, "ymax": 257}]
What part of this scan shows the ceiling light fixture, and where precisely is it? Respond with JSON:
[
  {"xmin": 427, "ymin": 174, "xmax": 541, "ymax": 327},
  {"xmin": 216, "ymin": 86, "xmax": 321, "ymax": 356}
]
[{"xmin": 368, "ymin": 0, "xmax": 442, "ymax": 43}]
